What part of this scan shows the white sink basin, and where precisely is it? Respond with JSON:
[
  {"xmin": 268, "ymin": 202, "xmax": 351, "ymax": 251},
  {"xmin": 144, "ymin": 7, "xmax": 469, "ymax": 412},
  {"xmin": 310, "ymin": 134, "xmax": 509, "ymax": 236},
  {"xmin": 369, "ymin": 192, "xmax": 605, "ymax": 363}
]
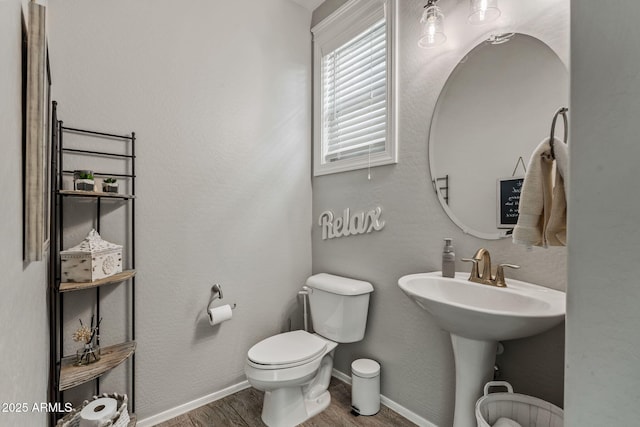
[
  {"xmin": 398, "ymin": 272, "xmax": 565, "ymax": 341},
  {"xmin": 398, "ymin": 271, "xmax": 565, "ymax": 427}
]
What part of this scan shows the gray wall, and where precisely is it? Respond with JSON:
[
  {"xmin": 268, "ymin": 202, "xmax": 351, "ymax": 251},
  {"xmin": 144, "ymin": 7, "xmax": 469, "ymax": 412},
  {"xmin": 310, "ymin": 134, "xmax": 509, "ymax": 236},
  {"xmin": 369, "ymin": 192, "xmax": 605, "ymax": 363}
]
[
  {"xmin": 566, "ymin": 2, "xmax": 640, "ymax": 425},
  {"xmin": 312, "ymin": 1, "xmax": 568, "ymax": 425},
  {"xmin": 47, "ymin": 0, "xmax": 313, "ymax": 419},
  {"xmin": 0, "ymin": 1, "xmax": 49, "ymax": 425},
  {"xmin": 311, "ymin": 0, "xmax": 349, "ymax": 27}
]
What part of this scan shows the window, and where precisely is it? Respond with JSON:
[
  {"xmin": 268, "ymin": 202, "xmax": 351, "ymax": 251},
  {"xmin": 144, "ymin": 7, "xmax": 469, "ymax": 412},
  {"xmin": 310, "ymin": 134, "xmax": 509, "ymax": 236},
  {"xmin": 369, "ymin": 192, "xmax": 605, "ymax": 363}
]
[{"xmin": 312, "ymin": 0, "xmax": 397, "ymax": 176}]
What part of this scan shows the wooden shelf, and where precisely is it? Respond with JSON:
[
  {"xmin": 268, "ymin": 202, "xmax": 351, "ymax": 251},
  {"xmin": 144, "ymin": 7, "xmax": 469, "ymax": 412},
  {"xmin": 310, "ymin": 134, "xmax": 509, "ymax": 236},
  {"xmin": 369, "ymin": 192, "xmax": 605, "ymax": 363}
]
[
  {"xmin": 58, "ymin": 189, "xmax": 135, "ymax": 199},
  {"xmin": 57, "ymin": 410, "xmax": 136, "ymax": 426},
  {"xmin": 59, "ymin": 341, "xmax": 136, "ymax": 391},
  {"xmin": 59, "ymin": 270, "xmax": 136, "ymax": 293}
]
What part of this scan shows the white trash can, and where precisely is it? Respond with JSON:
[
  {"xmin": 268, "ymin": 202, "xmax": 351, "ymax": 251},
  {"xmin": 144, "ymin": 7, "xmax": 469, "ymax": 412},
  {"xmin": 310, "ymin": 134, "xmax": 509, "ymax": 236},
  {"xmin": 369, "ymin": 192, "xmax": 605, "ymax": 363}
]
[{"xmin": 351, "ymin": 358, "xmax": 381, "ymax": 416}]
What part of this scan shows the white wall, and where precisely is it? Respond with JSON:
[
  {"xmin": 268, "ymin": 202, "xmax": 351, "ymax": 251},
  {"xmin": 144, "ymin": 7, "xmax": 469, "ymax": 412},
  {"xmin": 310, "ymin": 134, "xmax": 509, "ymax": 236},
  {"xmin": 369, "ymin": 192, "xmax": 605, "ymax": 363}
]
[
  {"xmin": 566, "ymin": 2, "xmax": 640, "ymax": 425},
  {"xmin": 312, "ymin": 1, "xmax": 568, "ymax": 425},
  {"xmin": 0, "ymin": 0, "xmax": 50, "ymax": 425},
  {"xmin": 48, "ymin": 0, "xmax": 312, "ymax": 420}
]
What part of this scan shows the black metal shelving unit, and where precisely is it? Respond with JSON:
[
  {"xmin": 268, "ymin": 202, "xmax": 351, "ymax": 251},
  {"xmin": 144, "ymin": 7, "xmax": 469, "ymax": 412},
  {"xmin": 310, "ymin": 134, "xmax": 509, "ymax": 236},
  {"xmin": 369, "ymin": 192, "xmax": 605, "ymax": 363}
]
[{"xmin": 48, "ymin": 101, "xmax": 137, "ymax": 426}]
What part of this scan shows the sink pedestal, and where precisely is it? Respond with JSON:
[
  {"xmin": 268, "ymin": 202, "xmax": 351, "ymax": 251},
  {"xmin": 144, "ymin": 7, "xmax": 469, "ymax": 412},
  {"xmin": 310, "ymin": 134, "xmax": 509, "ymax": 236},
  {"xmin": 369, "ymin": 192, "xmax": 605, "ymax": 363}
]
[{"xmin": 450, "ymin": 334, "xmax": 497, "ymax": 427}]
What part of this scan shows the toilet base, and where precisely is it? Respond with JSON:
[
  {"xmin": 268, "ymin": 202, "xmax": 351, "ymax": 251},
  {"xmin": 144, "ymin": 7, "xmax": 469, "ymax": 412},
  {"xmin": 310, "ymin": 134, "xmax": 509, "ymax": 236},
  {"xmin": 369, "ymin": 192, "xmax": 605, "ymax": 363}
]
[
  {"xmin": 247, "ymin": 337, "xmax": 337, "ymax": 427},
  {"xmin": 262, "ymin": 388, "xmax": 330, "ymax": 427}
]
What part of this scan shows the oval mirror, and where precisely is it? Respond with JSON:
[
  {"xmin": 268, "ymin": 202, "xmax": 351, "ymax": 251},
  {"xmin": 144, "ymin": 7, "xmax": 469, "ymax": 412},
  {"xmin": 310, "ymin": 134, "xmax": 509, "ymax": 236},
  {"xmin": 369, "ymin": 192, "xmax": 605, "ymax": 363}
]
[{"xmin": 429, "ymin": 34, "xmax": 569, "ymax": 239}]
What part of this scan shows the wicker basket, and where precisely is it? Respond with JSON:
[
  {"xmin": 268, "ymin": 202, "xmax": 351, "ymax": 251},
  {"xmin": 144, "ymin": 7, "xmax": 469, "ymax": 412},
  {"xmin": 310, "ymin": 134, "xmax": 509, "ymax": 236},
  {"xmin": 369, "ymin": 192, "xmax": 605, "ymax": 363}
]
[
  {"xmin": 56, "ymin": 393, "xmax": 130, "ymax": 427},
  {"xmin": 475, "ymin": 381, "xmax": 563, "ymax": 427}
]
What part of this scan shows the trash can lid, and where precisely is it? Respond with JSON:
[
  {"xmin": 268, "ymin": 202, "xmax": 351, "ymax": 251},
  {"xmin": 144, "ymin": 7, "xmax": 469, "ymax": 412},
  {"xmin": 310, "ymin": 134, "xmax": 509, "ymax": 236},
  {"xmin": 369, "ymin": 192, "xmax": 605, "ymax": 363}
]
[{"xmin": 352, "ymin": 358, "xmax": 380, "ymax": 378}]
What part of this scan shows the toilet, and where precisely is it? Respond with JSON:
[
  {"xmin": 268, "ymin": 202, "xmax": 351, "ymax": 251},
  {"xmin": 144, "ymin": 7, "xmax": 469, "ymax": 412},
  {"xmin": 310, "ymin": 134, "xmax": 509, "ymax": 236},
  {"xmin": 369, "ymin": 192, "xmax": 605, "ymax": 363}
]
[{"xmin": 244, "ymin": 273, "xmax": 374, "ymax": 427}]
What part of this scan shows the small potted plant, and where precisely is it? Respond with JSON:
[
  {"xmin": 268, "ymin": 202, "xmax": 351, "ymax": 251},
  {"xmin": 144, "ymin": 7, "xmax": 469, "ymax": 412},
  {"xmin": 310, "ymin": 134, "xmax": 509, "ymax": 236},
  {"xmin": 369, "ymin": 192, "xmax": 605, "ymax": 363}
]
[
  {"xmin": 74, "ymin": 170, "xmax": 95, "ymax": 191},
  {"xmin": 73, "ymin": 315, "xmax": 102, "ymax": 366},
  {"xmin": 102, "ymin": 177, "xmax": 119, "ymax": 193}
]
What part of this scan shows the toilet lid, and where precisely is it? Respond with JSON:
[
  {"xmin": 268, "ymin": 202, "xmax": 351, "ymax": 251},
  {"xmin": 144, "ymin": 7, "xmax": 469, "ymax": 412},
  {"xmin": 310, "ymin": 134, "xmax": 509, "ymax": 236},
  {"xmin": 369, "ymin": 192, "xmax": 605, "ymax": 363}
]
[{"xmin": 248, "ymin": 330, "xmax": 327, "ymax": 367}]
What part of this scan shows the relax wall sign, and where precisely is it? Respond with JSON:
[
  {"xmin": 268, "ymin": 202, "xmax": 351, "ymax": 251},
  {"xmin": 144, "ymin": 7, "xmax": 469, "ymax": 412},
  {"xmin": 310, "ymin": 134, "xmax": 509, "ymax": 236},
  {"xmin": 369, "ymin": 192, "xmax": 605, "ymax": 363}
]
[{"xmin": 318, "ymin": 207, "xmax": 385, "ymax": 240}]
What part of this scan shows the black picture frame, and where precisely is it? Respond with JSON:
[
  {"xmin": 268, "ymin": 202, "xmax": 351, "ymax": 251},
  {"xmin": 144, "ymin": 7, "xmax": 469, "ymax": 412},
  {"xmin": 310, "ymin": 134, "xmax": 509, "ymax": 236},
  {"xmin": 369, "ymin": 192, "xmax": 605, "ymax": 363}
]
[{"xmin": 497, "ymin": 176, "xmax": 524, "ymax": 228}]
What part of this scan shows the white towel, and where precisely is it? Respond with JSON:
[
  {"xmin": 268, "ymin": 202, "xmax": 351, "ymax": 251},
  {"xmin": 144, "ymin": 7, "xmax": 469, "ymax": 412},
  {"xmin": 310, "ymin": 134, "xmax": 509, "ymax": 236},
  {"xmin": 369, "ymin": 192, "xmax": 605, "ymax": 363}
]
[
  {"xmin": 493, "ymin": 417, "xmax": 523, "ymax": 427},
  {"xmin": 545, "ymin": 140, "xmax": 568, "ymax": 246},
  {"xmin": 512, "ymin": 138, "xmax": 554, "ymax": 247},
  {"xmin": 553, "ymin": 136, "xmax": 569, "ymax": 180}
]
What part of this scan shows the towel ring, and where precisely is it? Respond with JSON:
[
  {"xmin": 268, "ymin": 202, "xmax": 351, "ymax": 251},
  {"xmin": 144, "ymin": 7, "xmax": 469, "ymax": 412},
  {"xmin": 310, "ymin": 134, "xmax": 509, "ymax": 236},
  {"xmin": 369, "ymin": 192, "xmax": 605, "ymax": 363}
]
[{"xmin": 549, "ymin": 107, "xmax": 569, "ymax": 159}]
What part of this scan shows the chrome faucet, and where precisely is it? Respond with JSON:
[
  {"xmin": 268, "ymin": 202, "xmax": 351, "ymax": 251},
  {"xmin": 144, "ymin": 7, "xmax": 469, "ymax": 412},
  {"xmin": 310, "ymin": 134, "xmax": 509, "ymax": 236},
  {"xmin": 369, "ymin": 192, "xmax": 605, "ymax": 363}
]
[{"xmin": 462, "ymin": 248, "xmax": 520, "ymax": 287}]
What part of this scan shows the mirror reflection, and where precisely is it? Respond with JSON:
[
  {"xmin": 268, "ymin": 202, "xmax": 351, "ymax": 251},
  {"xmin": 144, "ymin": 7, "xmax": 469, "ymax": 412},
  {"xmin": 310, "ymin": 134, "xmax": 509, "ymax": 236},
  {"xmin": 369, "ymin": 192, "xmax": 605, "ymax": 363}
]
[{"xmin": 429, "ymin": 34, "xmax": 569, "ymax": 240}]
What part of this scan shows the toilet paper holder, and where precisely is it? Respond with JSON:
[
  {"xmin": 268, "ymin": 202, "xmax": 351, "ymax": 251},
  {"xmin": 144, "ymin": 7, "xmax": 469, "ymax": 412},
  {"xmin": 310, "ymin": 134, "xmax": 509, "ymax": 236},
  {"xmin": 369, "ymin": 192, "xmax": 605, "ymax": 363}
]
[{"xmin": 208, "ymin": 284, "xmax": 237, "ymax": 312}]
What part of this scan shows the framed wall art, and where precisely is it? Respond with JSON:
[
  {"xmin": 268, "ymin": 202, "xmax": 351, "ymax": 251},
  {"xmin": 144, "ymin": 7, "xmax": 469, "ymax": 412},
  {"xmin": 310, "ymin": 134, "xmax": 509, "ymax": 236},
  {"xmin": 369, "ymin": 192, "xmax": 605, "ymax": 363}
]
[{"xmin": 23, "ymin": 1, "xmax": 51, "ymax": 262}]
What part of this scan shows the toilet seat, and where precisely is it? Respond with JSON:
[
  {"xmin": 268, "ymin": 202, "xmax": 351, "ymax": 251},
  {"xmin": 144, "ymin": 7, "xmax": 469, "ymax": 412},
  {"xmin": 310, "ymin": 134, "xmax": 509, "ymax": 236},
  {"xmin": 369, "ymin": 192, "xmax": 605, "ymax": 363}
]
[{"xmin": 247, "ymin": 330, "xmax": 328, "ymax": 370}]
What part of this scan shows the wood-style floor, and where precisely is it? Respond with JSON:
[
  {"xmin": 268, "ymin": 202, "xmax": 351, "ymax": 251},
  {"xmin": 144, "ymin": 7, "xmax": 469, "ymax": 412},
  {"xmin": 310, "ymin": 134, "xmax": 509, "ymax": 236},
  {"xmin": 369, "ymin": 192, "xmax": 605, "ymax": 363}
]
[{"xmin": 156, "ymin": 377, "xmax": 418, "ymax": 427}]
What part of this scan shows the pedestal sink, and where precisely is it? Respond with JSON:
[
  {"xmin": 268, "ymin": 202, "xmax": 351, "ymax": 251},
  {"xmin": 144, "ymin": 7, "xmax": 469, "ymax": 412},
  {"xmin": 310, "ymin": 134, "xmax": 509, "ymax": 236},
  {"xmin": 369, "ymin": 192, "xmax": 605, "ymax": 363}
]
[{"xmin": 398, "ymin": 272, "xmax": 565, "ymax": 427}]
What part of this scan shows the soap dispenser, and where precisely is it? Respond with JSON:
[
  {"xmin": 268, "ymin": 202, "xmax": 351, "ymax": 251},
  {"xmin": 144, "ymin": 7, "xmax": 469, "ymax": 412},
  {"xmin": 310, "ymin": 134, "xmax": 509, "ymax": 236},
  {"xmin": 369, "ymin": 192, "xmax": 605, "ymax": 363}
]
[{"xmin": 442, "ymin": 238, "xmax": 455, "ymax": 278}]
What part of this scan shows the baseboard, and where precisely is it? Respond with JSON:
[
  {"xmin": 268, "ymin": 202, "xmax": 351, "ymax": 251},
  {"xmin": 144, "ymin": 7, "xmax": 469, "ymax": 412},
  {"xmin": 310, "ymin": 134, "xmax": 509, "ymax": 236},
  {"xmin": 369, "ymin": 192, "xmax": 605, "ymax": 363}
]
[
  {"xmin": 332, "ymin": 369, "xmax": 438, "ymax": 427},
  {"xmin": 332, "ymin": 367, "xmax": 352, "ymax": 384},
  {"xmin": 136, "ymin": 380, "xmax": 250, "ymax": 427}
]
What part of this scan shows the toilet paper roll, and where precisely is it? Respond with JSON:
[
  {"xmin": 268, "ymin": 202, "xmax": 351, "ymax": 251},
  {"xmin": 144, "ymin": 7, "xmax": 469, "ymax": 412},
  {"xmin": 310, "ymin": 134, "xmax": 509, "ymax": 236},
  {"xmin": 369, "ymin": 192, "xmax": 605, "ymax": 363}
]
[
  {"xmin": 79, "ymin": 397, "xmax": 117, "ymax": 427},
  {"xmin": 208, "ymin": 304, "xmax": 233, "ymax": 326}
]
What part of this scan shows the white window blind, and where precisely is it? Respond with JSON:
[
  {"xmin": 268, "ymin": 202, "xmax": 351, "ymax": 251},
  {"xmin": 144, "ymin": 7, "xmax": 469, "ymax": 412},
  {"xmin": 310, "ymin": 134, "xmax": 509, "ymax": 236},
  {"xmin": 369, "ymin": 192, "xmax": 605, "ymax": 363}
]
[
  {"xmin": 312, "ymin": 0, "xmax": 396, "ymax": 176},
  {"xmin": 322, "ymin": 19, "xmax": 387, "ymax": 162}
]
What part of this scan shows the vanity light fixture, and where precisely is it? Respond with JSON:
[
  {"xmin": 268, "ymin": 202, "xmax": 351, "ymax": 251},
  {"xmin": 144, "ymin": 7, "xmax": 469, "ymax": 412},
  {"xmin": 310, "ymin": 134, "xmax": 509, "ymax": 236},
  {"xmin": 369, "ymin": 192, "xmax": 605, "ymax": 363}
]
[
  {"xmin": 419, "ymin": 0, "xmax": 502, "ymax": 48},
  {"xmin": 468, "ymin": 0, "xmax": 501, "ymax": 25},
  {"xmin": 419, "ymin": 0, "xmax": 446, "ymax": 48}
]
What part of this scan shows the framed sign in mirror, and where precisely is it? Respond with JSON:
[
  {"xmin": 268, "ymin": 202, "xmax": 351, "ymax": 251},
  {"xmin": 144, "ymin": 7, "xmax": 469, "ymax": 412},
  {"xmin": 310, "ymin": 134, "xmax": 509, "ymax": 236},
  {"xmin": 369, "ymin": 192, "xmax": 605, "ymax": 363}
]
[
  {"xmin": 497, "ymin": 177, "xmax": 523, "ymax": 229},
  {"xmin": 23, "ymin": 2, "xmax": 51, "ymax": 262}
]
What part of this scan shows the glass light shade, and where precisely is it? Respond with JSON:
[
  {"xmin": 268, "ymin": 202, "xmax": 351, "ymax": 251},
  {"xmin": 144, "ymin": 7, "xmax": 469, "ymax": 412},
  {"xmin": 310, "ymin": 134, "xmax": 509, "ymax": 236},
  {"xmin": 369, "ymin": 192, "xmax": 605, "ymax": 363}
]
[
  {"xmin": 468, "ymin": 0, "xmax": 501, "ymax": 25},
  {"xmin": 419, "ymin": 5, "xmax": 446, "ymax": 48}
]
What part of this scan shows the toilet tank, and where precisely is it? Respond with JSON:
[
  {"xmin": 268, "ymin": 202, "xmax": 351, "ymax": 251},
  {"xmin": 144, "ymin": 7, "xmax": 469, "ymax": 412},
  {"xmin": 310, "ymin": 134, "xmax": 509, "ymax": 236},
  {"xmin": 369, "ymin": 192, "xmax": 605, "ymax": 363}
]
[{"xmin": 306, "ymin": 273, "xmax": 374, "ymax": 343}]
